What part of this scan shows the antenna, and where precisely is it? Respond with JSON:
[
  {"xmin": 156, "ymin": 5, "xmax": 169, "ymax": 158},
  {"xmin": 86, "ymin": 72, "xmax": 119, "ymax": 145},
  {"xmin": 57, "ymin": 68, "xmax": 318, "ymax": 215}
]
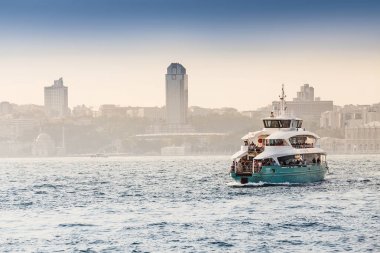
[{"xmin": 279, "ymin": 84, "xmax": 287, "ymax": 115}]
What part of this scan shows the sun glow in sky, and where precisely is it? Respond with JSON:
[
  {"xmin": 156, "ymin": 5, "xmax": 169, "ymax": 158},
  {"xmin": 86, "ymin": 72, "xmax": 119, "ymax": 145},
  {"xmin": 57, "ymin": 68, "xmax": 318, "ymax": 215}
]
[{"xmin": 0, "ymin": 0, "xmax": 379, "ymax": 110}]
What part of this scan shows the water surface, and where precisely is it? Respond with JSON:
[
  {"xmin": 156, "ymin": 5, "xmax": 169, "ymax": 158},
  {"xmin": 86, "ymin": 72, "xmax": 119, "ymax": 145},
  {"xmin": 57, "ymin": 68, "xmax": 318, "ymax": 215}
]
[{"xmin": 0, "ymin": 155, "xmax": 379, "ymax": 252}]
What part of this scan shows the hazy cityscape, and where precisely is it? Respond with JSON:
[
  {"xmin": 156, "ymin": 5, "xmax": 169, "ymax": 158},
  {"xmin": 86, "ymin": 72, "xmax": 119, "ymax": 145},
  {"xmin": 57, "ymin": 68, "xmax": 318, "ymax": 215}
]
[
  {"xmin": 1, "ymin": 1, "xmax": 379, "ymax": 252},
  {"xmin": 0, "ymin": 63, "xmax": 379, "ymax": 157}
]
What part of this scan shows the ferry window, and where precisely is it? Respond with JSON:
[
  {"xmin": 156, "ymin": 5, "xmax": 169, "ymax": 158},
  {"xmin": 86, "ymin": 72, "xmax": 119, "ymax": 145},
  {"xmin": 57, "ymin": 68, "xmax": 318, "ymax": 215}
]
[
  {"xmin": 289, "ymin": 135, "xmax": 316, "ymax": 148},
  {"xmin": 263, "ymin": 120, "xmax": 290, "ymax": 128},
  {"xmin": 264, "ymin": 120, "xmax": 277, "ymax": 128},
  {"xmin": 265, "ymin": 139, "xmax": 287, "ymax": 146},
  {"xmin": 280, "ymin": 120, "xmax": 291, "ymax": 128},
  {"xmin": 271, "ymin": 120, "xmax": 280, "ymax": 128},
  {"xmin": 278, "ymin": 155, "xmax": 303, "ymax": 166},
  {"xmin": 297, "ymin": 120, "xmax": 303, "ymax": 128},
  {"xmin": 303, "ymin": 153, "xmax": 321, "ymax": 164},
  {"xmin": 262, "ymin": 158, "xmax": 275, "ymax": 166}
]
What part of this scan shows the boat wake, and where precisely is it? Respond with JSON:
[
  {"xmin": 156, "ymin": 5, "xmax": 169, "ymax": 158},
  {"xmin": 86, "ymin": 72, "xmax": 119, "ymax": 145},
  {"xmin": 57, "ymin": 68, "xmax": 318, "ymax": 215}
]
[{"xmin": 226, "ymin": 181, "xmax": 305, "ymax": 188}]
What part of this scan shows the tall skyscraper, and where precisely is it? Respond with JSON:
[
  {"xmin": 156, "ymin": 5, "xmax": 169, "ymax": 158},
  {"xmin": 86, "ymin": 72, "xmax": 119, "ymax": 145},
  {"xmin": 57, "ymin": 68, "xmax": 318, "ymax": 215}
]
[
  {"xmin": 44, "ymin": 77, "xmax": 69, "ymax": 117},
  {"xmin": 165, "ymin": 63, "xmax": 188, "ymax": 124}
]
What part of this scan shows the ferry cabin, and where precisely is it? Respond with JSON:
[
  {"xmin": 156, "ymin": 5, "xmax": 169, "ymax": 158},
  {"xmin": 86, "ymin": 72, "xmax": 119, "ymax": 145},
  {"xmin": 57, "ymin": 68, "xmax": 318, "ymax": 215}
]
[{"xmin": 231, "ymin": 116, "xmax": 327, "ymax": 176}]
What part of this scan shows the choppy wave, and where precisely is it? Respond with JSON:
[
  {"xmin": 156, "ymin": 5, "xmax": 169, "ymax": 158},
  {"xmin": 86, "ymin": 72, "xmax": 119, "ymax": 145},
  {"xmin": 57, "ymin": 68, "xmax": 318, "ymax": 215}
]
[{"xmin": 0, "ymin": 155, "xmax": 379, "ymax": 252}]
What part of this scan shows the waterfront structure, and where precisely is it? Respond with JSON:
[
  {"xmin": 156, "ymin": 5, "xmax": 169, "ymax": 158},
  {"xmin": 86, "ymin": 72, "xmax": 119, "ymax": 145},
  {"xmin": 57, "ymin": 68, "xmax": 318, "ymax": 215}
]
[
  {"xmin": 318, "ymin": 137, "xmax": 346, "ymax": 154},
  {"xmin": 32, "ymin": 133, "xmax": 55, "ymax": 157},
  {"xmin": 165, "ymin": 63, "xmax": 188, "ymax": 125},
  {"xmin": 272, "ymin": 84, "xmax": 333, "ymax": 121},
  {"xmin": 44, "ymin": 78, "xmax": 69, "ymax": 117},
  {"xmin": 319, "ymin": 120, "xmax": 380, "ymax": 154},
  {"xmin": 345, "ymin": 121, "xmax": 380, "ymax": 153}
]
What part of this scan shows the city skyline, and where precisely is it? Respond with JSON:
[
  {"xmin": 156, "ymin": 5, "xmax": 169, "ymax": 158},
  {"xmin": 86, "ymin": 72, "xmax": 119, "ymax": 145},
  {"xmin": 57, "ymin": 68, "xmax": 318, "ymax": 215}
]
[
  {"xmin": 0, "ymin": 74, "xmax": 378, "ymax": 112},
  {"xmin": 0, "ymin": 0, "xmax": 379, "ymax": 110}
]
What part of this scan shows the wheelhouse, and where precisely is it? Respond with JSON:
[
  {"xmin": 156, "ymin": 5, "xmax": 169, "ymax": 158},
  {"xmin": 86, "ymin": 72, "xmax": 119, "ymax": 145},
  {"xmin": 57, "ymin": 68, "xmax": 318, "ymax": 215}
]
[{"xmin": 263, "ymin": 119, "xmax": 303, "ymax": 129}]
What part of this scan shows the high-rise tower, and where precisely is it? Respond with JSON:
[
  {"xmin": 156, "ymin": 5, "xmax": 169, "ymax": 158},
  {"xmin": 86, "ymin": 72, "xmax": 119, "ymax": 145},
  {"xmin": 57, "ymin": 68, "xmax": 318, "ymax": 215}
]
[
  {"xmin": 165, "ymin": 63, "xmax": 188, "ymax": 124},
  {"xmin": 44, "ymin": 77, "xmax": 69, "ymax": 117}
]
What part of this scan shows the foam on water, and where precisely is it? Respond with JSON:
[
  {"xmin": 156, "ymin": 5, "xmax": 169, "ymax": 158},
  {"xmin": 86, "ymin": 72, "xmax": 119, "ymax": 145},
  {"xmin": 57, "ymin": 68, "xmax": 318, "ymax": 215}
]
[{"xmin": 0, "ymin": 155, "xmax": 379, "ymax": 252}]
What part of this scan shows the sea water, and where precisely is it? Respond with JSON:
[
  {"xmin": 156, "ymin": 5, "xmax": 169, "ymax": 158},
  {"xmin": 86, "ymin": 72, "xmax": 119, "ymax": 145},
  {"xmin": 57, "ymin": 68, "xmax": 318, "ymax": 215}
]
[{"xmin": 0, "ymin": 155, "xmax": 379, "ymax": 252}]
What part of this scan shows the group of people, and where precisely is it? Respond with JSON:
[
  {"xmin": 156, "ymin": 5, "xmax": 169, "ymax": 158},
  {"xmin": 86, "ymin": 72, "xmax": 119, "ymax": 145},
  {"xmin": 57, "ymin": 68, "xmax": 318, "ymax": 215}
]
[
  {"xmin": 231, "ymin": 156, "xmax": 253, "ymax": 174},
  {"xmin": 280, "ymin": 157, "xmax": 321, "ymax": 167},
  {"xmin": 244, "ymin": 140, "xmax": 263, "ymax": 153},
  {"xmin": 292, "ymin": 143, "xmax": 314, "ymax": 149}
]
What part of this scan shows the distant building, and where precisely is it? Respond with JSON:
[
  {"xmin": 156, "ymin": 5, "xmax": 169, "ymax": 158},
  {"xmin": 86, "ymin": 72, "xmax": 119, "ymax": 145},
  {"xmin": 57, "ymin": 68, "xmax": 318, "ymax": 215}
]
[
  {"xmin": 188, "ymin": 106, "xmax": 214, "ymax": 117},
  {"xmin": 345, "ymin": 121, "xmax": 380, "ymax": 153},
  {"xmin": 272, "ymin": 84, "xmax": 333, "ymax": 120},
  {"xmin": 166, "ymin": 63, "xmax": 188, "ymax": 124},
  {"xmin": 0, "ymin": 118, "xmax": 39, "ymax": 140},
  {"xmin": 188, "ymin": 106, "xmax": 240, "ymax": 117},
  {"xmin": 72, "ymin": 105, "xmax": 94, "ymax": 118},
  {"xmin": 319, "ymin": 137, "xmax": 346, "ymax": 154},
  {"xmin": 294, "ymin": 83, "xmax": 314, "ymax": 102},
  {"xmin": 44, "ymin": 78, "xmax": 69, "ymax": 117},
  {"xmin": 320, "ymin": 103, "xmax": 380, "ymax": 129},
  {"xmin": 0, "ymin": 101, "xmax": 13, "ymax": 115},
  {"xmin": 135, "ymin": 107, "xmax": 165, "ymax": 121},
  {"xmin": 98, "ymin": 104, "xmax": 126, "ymax": 118},
  {"xmin": 320, "ymin": 108, "xmax": 342, "ymax": 129}
]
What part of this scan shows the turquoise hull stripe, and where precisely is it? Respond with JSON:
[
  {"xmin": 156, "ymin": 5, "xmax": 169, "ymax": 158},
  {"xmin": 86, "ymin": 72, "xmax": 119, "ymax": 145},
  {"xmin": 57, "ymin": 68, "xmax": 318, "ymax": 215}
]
[{"xmin": 231, "ymin": 164, "xmax": 327, "ymax": 184}]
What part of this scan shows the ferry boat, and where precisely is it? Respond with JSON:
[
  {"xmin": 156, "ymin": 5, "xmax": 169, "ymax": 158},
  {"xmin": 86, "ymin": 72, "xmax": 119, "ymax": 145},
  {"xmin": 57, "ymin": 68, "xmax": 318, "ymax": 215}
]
[{"xmin": 230, "ymin": 85, "xmax": 328, "ymax": 184}]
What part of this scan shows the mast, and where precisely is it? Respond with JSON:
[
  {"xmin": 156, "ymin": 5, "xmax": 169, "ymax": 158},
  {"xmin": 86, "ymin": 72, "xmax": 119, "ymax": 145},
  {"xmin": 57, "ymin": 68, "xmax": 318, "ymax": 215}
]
[{"xmin": 279, "ymin": 84, "xmax": 287, "ymax": 116}]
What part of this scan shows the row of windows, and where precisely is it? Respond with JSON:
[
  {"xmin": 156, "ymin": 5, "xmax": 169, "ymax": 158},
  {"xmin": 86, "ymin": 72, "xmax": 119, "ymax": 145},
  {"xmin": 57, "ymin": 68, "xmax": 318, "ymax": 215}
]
[
  {"xmin": 346, "ymin": 130, "xmax": 379, "ymax": 139},
  {"xmin": 254, "ymin": 153, "xmax": 326, "ymax": 168},
  {"xmin": 277, "ymin": 153, "xmax": 326, "ymax": 166},
  {"xmin": 265, "ymin": 139, "xmax": 287, "ymax": 146},
  {"xmin": 263, "ymin": 120, "xmax": 303, "ymax": 128},
  {"xmin": 264, "ymin": 135, "xmax": 317, "ymax": 148}
]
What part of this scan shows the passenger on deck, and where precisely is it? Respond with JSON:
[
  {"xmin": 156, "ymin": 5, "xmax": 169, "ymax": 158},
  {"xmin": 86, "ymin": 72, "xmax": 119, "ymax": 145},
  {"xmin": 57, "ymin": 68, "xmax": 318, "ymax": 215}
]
[
  {"xmin": 237, "ymin": 162, "xmax": 243, "ymax": 173},
  {"xmin": 230, "ymin": 162, "xmax": 235, "ymax": 173},
  {"xmin": 312, "ymin": 157, "xmax": 316, "ymax": 163},
  {"xmin": 249, "ymin": 142, "xmax": 257, "ymax": 152}
]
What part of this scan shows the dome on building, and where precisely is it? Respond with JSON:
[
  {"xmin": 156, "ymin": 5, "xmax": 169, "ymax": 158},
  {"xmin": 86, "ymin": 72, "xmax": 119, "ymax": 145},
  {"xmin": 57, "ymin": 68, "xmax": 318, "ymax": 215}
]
[
  {"xmin": 167, "ymin": 63, "xmax": 186, "ymax": 75},
  {"xmin": 32, "ymin": 133, "xmax": 55, "ymax": 157},
  {"xmin": 35, "ymin": 133, "xmax": 53, "ymax": 143}
]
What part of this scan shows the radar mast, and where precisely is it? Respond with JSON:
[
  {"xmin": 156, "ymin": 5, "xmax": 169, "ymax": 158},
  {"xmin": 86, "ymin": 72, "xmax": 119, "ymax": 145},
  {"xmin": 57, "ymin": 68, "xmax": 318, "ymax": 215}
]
[{"xmin": 279, "ymin": 84, "xmax": 287, "ymax": 116}]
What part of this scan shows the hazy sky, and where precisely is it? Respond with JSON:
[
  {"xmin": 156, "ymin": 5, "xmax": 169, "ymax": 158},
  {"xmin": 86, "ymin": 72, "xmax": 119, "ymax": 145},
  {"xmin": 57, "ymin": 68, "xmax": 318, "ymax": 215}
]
[{"xmin": 0, "ymin": 0, "xmax": 379, "ymax": 110}]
